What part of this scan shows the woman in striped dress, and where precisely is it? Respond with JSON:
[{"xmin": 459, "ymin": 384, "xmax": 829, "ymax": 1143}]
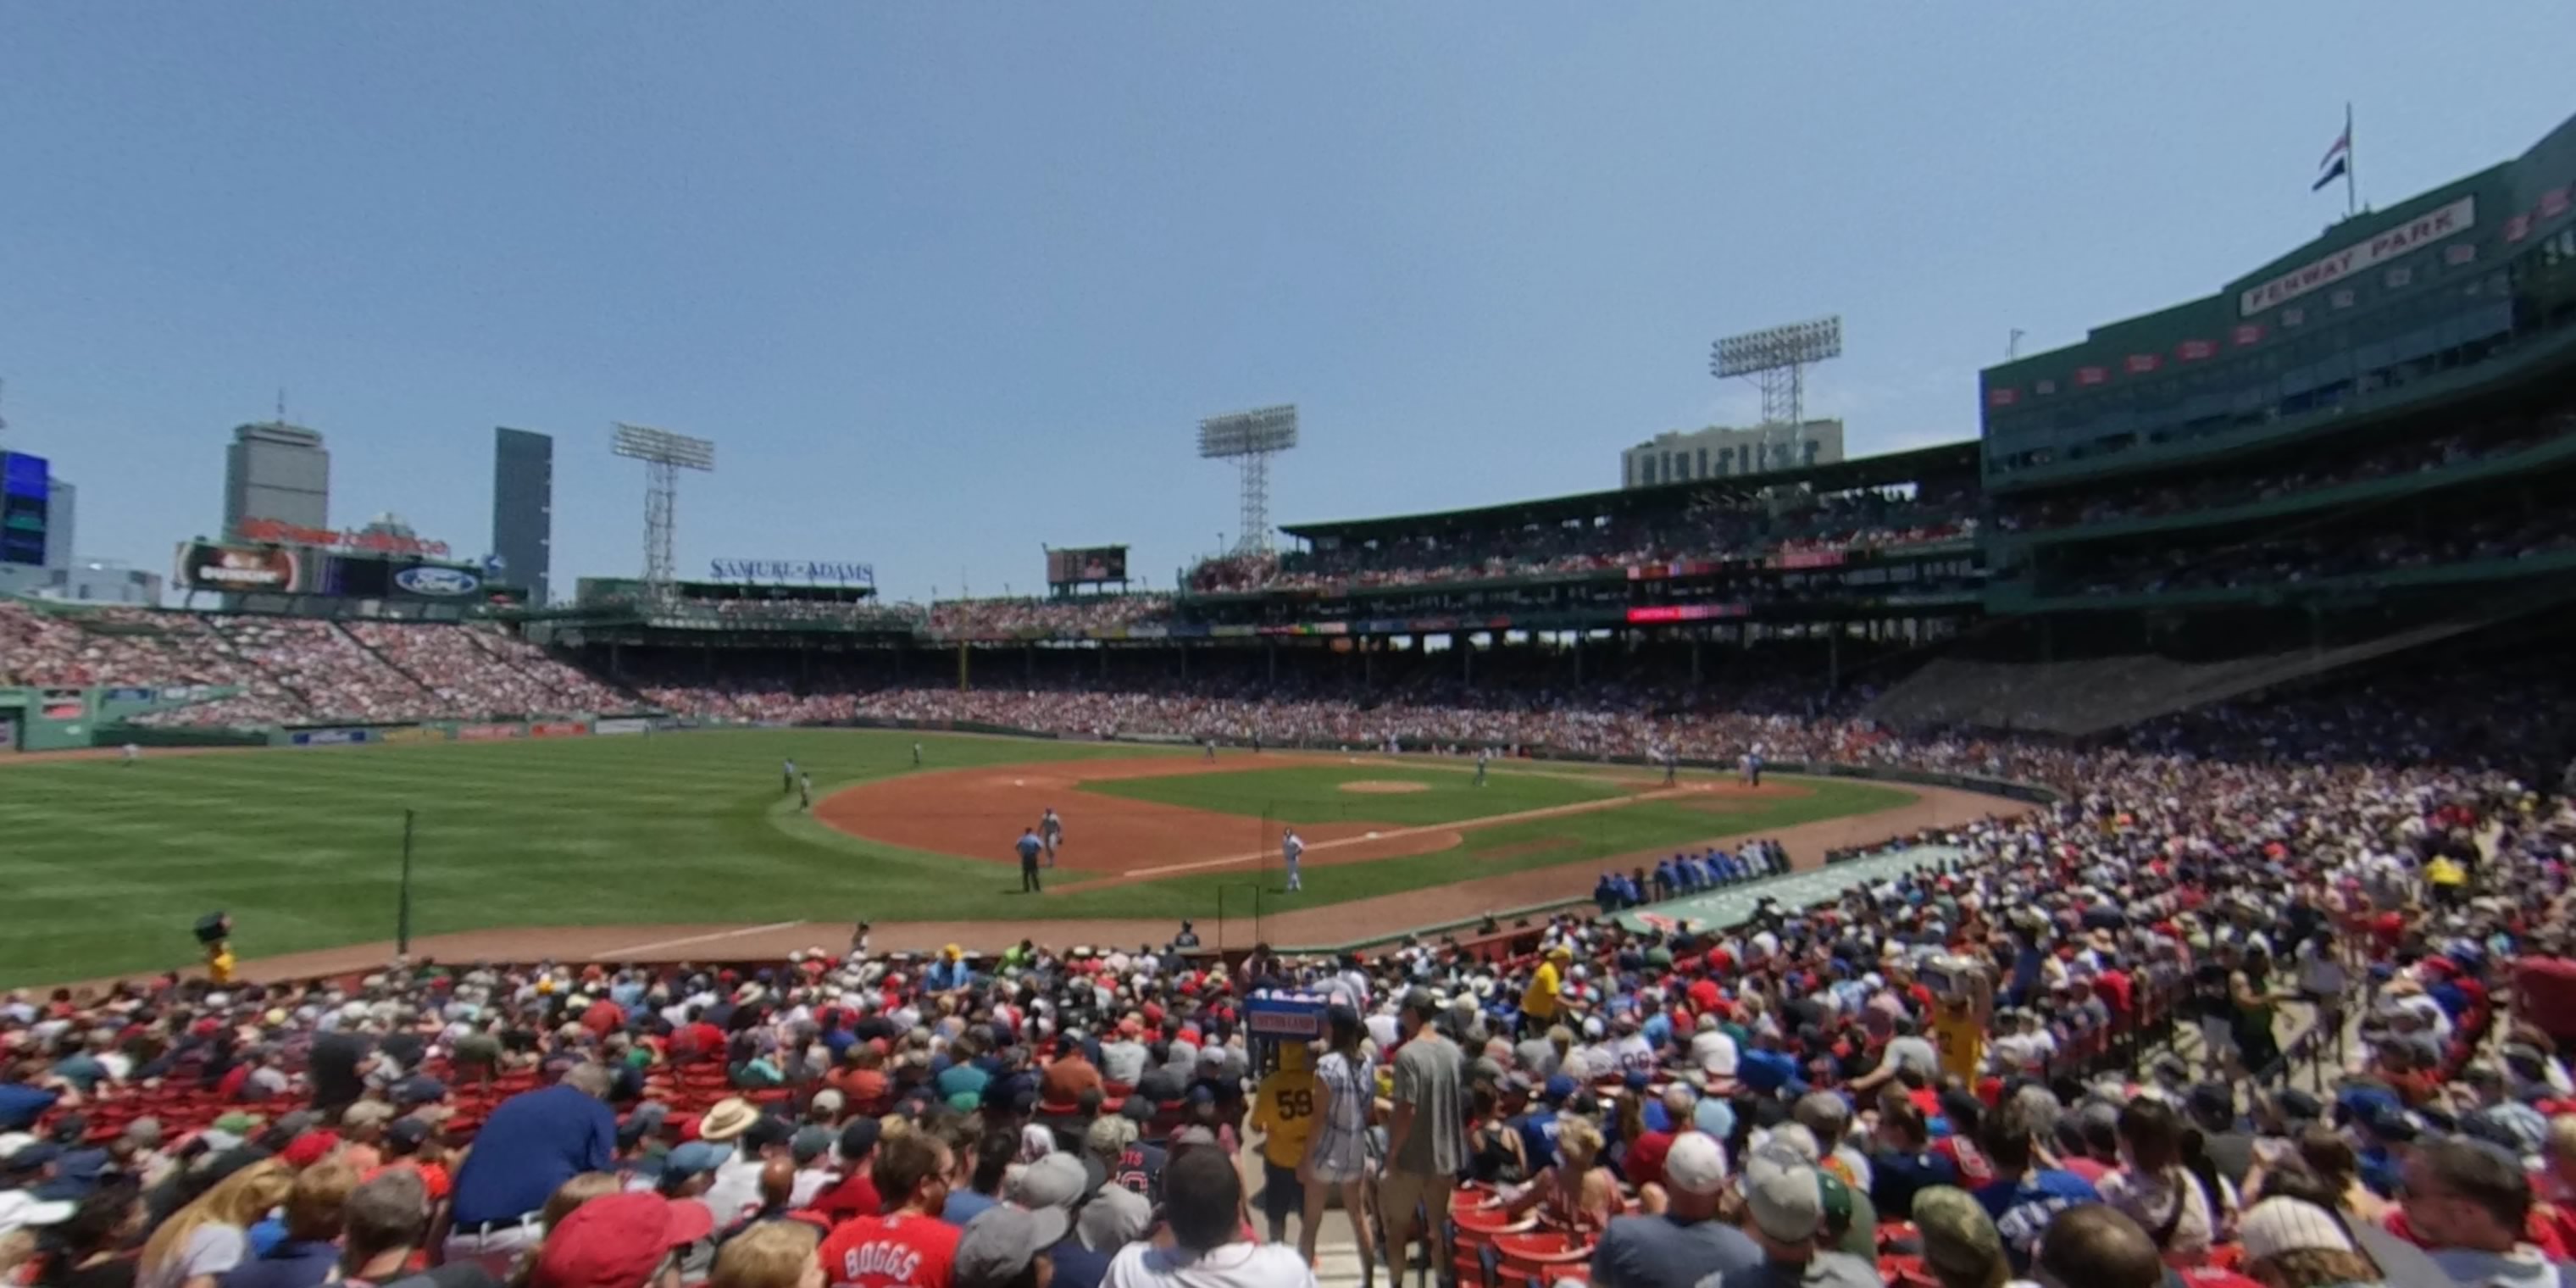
[{"xmin": 1300, "ymin": 1005, "xmax": 1378, "ymax": 1277}]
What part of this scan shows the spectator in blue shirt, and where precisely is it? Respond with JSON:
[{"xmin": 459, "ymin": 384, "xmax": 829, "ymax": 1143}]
[
  {"xmin": 441, "ymin": 1064, "xmax": 617, "ymax": 1274},
  {"xmin": 924, "ymin": 946, "xmax": 974, "ymax": 992},
  {"xmin": 1971, "ymin": 1097, "xmax": 2099, "ymax": 1269},
  {"xmin": 1737, "ymin": 1033, "xmax": 1802, "ymax": 1094},
  {"xmin": 1516, "ymin": 1075, "xmax": 1574, "ymax": 1171},
  {"xmin": 1868, "ymin": 1099, "xmax": 1961, "ymax": 1220},
  {"xmin": 0, "ymin": 1061, "xmax": 63, "ymax": 1130}
]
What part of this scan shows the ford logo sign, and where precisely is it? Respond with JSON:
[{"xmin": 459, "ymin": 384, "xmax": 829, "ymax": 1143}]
[{"xmin": 395, "ymin": 566, "xmax": 480, "ymax": 597}]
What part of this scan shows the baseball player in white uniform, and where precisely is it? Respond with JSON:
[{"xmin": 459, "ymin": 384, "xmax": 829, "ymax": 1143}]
[{"xmin": 1282, "ymin": 827, "xmax": 1306, "ymax": 892}]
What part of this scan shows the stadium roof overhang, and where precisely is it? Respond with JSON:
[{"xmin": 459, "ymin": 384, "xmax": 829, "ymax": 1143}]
[{"xmin": 1280, "ymin": 441, "xmax": 1979, "ymax": 543}]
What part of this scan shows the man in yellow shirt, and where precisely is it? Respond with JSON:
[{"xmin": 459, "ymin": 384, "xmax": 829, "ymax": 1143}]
[
  {"xmin": 1250, "ymin": 1042, "xmax": 1319, "ymax": 1244},
  {"xmin": 1929, "ymin": 963, "xmax": 1992, "ymax": 1084},
  {"xmin": 2426, "ymin": 854, "xmax": 2468, "ymax": 908},
  {"xmin": 1523, "ymin": 946, "xmax": 1570, "ymax": 1032}
]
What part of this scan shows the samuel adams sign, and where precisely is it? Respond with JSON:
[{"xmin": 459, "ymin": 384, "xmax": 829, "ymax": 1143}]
[{"xmin": 708, "ymin": 558, "xmax": 874, "ymax": 585}]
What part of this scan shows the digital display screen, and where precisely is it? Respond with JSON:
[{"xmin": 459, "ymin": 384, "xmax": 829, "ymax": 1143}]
[
  {"xmin": 1046, "ymin": 546, "xmax": 1129, "ymax": 585},
  {"xmin": 0, "ymin": 453, "xmax": 47, "ymax": 566},
  {"xmin": 324, "ymin": 554, "xmax": 392, "ymax": 598}
]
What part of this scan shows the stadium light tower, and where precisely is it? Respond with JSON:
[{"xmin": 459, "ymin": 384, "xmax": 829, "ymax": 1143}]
[
  {"xmin": 1197, "ymin": 405, "xmax": 1298, "ymax": 554},
  {"xmin": 1713, "ymin": 316, "xmax": 1842, "ymax": 469},
  {"xmin": 611, "ymin": 422, "xmax": 715, "ymax": 601}
]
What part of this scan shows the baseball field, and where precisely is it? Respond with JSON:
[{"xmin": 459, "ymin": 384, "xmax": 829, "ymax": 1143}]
[{"xmin": 0, "ymin": 729, "xmax": 2008, "ymax": 987}]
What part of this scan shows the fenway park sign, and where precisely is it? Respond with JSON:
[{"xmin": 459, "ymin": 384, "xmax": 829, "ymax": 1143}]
[{"xmin": 2238, "ymin": 196, "xmax": 2475, "ymax": 317}]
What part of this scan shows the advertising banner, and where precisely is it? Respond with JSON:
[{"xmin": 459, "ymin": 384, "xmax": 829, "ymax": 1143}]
[
  {"xmin": 593, "ymin": 718, "xmax": 652, "ymax": 736},
  {"xmin": 175, "ymin": 541, "xmax": 303, "ymax": 592},
  {"xmin": 708, "ymin": 558, "xmax": 874, "ymax": 584},
  {"xmin": 1625, "ymin": 602, "xmax": 1750, "ymax": 625},
  {"xmin": 291, "ymin": 728, "xmax": 375, "ymax": 747},
  {"xmin": 529, "ymin": 720, "xmax": 590, "ymax": 738},
  {"xmin": 236, "ymin": 518, "xmax": 452, "ymax": 558},
  {"xmin": 457, "ymin": 723, "xmax": 526, "ymax": 741},
  {"xmin": 392, "ymin": 565, "xmax": 481, "ymax": 598},
  {"xmin": 102, "ymin": 687, "xmax": 155, "ymax": 703}
]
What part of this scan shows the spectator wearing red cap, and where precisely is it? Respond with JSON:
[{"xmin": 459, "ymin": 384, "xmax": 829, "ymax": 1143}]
[{"xmin": 527, "ymin": 1191, "xmax": 714, "ymax": 1288}]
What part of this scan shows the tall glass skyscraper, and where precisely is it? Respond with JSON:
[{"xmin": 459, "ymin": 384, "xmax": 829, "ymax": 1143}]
[{"xmin": 491, "ymin": 427, "xmax": 553, "ymax": 604}]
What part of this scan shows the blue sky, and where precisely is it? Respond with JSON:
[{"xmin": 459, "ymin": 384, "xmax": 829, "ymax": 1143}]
[{"xmin": 3, "ymin": 4, "xmax": 2568, "ymax": 602}]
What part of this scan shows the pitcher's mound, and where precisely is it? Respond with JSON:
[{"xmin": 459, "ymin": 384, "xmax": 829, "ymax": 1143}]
[{"xmin": 1340, "ymin": 780, "xmax": 1431, "ymax": 795}]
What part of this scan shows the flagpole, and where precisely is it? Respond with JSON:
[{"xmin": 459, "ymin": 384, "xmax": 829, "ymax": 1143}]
[{"xmin": 2345, "ymin": 102, "xmax": 2357, "ymax": 218}]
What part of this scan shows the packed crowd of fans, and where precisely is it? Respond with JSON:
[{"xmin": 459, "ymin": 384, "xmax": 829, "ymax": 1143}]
[
  {"xmin": 632, "ymin": 648, "xmax": 1886, "ymax": 758},
  {"xmin": 924, "ymin": 598, "xmax": 1175, "ymax": 641},
  {"xmin": 1185, "ymin": 487, "xmax": 1979, "ymax": 598},
  {"xmin": 1995, "ymin": 411, "xmax": 2576, "ymax": 534},
  {"xmin": 0, "ymin": 601, "xmax": 636, "ymax": 730},
  {"xmin": 341, "ymin": 624, "xmax": 631, "ymax": 719},
  {"xmin": 2046, "ymin": 507, "xmax": 2576, "ymax": 601},
  {"xmin": 0, "ymin": 605, "xmax": 254, "ymax": 694},
  {"xmin": 2, "ymin": 662, "xmax": 2573, "ymax": 1288}
]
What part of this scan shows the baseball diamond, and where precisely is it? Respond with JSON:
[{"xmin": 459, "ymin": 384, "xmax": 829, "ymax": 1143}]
[
  {"xmin": 4, "ymin": 53, "xmax": 2576, "ymax": 1288},
  {"xmin": 0, "ymin": 730, "xmax": 1968, "ymax": 988}
]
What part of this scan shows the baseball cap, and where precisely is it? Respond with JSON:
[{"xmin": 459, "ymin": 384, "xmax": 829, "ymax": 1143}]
[
  {"xmin": 391, "ymin": 1075, "xmax": 448, "ymax": 1108},
  {"xmin": 280, "ymin": 1131, "xmax": 342, "ymax": 1169},
  {"xmin": 386, "ymin": 1118, "xmax": 434, "ymax": 1152},
  {"xmin": 838, "ymin": 1119, "xmax": 883, "ymax": 1162},
  {"xmin": 1012, "ymin": 1152, "xmax": 1106, "ymax": 1210},
  {"xmin": 2238, "ymin": 1197, "xmax": 2356, "ymax": 1262},
  {"xmin": 528, "ymin": 1192, "xmax": 713, "ymax": 1288},
  {"xmin": 1745, "ymin": 1163, "xmax": 1824, "ymax": 1244},
  {"xmin": 662, "ymin": 1141, "xmax": 727, "ymax": 1183},
  {"xmin": 1691, "ymin": 1097, "xmax": 1736, "ymax": 1141},
  {"xmin": 1542, "ymin": 1074, "xmax": 1577, "ymax": 1104},
  {"xmin": 2273, "ymin": 1088, "xmax": 2324, "ymax": 1124},
  {"xmin": 740, "ymin": 1113, "xmax": 794, "ymax": 1152},
  {"xmin": 791, "ymin": 1126, "xmax": 834, "ymax": 1165},
  {"xmin": 1661, "ymin": 1131, "xmax": 1727, "ymax": 1196},
  {"xmin": 953, "ymin": 1204, "xmax": 1073, "ymax": 1288},
  {"xmin": 1911, "ymin": 1186, "xmax": 2006, "ymax": 1278},
  {"xmin": 0, "ymin": 1191, "xmax": 76, "ymax": 1240}
]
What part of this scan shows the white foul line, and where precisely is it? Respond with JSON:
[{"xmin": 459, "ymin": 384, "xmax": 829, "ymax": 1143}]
[{"xmin": 599, "ymin": 920, "xmax": 808, "ymax": 956}]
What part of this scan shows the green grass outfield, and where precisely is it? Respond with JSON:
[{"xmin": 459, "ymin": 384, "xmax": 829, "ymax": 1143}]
[{"xmin": 0, "ymin": 730, "xmax": 1907, "ymax": 986}]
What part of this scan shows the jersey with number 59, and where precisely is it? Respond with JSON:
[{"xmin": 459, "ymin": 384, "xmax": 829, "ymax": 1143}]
[{"xmin": 1251, "ymin": 1066, "xmax": 1319, "ymax": 1168}]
